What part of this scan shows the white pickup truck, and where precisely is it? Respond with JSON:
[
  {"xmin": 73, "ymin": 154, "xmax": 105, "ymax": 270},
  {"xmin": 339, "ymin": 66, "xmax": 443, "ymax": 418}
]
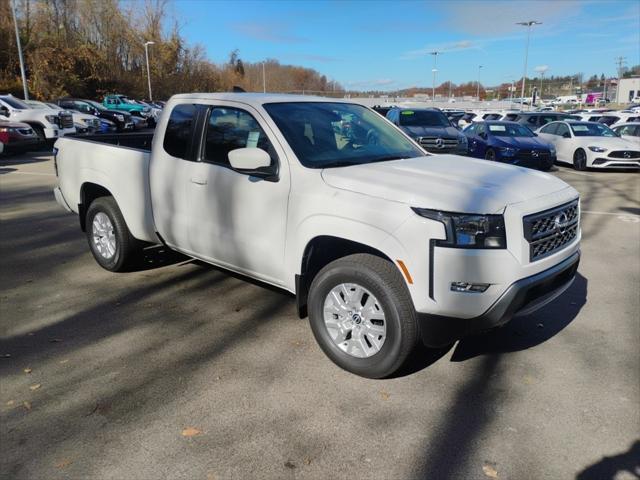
[{"xmin": 53, "ymin": 93, "xmax": 581, "ymax": 378}]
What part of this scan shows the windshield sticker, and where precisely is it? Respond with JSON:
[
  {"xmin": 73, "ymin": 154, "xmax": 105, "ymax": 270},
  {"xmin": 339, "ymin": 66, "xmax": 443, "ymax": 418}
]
[
  {"xmin": 247, "ymin": 131, "xmax": 260, "ymax": 148},
  {"xmin": 572, "ymin": 125, "xmax": 589, "ymax": 131},
  {"xmin": 488, "ymin": 125, "xmax": 506, "ymax": 132},
  {"xmin": 401, "ymin": 111, "xmax": 414, "ymax": 115}
]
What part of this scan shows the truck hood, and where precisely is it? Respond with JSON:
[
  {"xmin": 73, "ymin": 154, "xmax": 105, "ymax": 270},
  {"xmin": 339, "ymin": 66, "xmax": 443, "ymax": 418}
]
[{"xmin": 321, "ymin": 155, "xmax": 570, "ymax": 214}]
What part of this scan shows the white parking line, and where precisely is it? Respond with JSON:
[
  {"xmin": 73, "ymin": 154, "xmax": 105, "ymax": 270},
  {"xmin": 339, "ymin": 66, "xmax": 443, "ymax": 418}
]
[{"xmin": 582, "ymin": 210, "xmax": 640, "ymax": 223}]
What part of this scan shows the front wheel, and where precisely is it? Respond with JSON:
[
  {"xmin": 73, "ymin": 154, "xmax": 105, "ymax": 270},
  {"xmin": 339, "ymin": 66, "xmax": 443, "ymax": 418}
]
[
  {"xmin": 308, "ymin": 254, "xmax": 419, "ymax": 378},
  {"xmin": 485, "ymin": 148, "xmax": 496, "ymax": 161},
  {"xmin": 573, "ymin": 149, "xmax": 588, "ymax": 171},
  {"xmin": 86, "ymin": 197, "xmax": 140, "ymax": 272}
]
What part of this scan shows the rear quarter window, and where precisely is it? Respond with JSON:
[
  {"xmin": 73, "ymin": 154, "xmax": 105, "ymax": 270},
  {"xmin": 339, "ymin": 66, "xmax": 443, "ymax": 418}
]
[{"xmin": 163, "ymin": 103, "xmax": 197, "ymax": 159}]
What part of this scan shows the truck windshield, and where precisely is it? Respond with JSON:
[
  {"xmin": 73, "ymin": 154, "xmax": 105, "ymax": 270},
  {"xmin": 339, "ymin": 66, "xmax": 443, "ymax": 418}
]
[
  {"xmin": 398, "ymin": 110, "xmax": 450, "ymax": 127},
  {"xmin": 0, "ymin": 96, "xmax": 29, "ymax": 109},
  {"xmin": 86, "ymin": 100, "xmax": 107, "ymax": 111},
  {"xmin": 263, "ymin": 102, "xmax": 424, "ymax": 168}
]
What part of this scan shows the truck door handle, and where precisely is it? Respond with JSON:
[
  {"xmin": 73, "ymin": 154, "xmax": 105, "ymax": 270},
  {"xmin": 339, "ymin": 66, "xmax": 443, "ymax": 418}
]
[{"xmin": 190, "ymin": 177, "xmax": 207, "ymax": 185}]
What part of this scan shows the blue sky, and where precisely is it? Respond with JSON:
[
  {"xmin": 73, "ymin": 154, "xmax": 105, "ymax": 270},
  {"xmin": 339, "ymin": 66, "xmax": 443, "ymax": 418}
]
[{"xmin": 170, "ymin": 0, "xmax": 639, "ymax": 90}]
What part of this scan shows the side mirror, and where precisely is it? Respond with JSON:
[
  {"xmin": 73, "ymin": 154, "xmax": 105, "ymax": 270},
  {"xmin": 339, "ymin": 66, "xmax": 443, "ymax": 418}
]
[{"xmin": 228, "ymin": 148, "xmax": 276, "ymax": 180}]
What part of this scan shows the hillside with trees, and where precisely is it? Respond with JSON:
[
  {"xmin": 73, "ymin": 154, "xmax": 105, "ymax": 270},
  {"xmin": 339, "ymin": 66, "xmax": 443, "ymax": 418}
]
[{"xmin": 0, "ymin": 0, "xmax": 342, "ymax": 100}]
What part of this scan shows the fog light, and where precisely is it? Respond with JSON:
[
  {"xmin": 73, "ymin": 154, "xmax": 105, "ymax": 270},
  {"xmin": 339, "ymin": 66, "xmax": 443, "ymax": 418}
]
[{"xmin": 450, "ymin": 282, "xmax": 490, "ymax": 293}]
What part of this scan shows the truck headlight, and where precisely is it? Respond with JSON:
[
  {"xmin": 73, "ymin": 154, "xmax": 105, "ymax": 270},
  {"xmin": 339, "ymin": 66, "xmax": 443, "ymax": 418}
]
[
  {"xmin": 412, "ymin": 208, "xmax": 507, "ymax": 249},
  {"xmin": 588, "ymin": 146, "xmax": 607, "ymax": 152}
]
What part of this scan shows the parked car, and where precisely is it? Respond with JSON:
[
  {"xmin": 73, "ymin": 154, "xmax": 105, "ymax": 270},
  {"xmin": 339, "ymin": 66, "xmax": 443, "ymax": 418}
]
[
  {"xmin": 57, "ymin": 98, "xmax": 134, "ymax": 132},
  {"xmin": 463, "ymin": 121, "xmax": 555, "ymax": 170},
  {"xmin": 24, "ymin": 100, "xmax": 102, "ymax": 134},
  {"xmin": 98, "ymin": 118, "xmax": 118, "ymax": 133},
  {"xmin": 597, "ymin": 112, "xmax": 640, "ymax": 127},
  {"xmin": 53, "ymin": 93, "xmax": 581, "ymax": 378},
  {"xmin": 386, "ymin": 107, "xmax": 467, "ymax": 153},
  {"xmin": 611, "ymin": 122, "xmax": 640, "ymax": 142},
  {"xmin": 537, "ymin": 121, "xmax": 639, "ymax": 170},
  {"xmin": 130, "ymin": 115, "xmax": 147, "ymax": 130},
  {"xmin": 502, "ymin": 111, "xmax": 578, "ymax": 130},
  {"xmin": 103, "ymin": 94, "xmax": 154, "ymax": 123},
  {"xmin": 0, "ymin": 94, "xmax": 75, "ymax": 143},
  {"xmin": 0, "ymin": 119, "xmax": 42, "ymax": 155}
]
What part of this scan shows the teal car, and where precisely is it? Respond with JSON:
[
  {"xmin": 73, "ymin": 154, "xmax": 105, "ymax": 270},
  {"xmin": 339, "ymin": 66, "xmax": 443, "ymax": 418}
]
[{"xmin": 103, "ymin": 94, "xmax": 153, "ymax": 125}]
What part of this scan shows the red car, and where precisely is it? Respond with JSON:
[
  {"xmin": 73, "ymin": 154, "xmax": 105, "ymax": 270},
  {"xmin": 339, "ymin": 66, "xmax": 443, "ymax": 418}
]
[{"xmin": 0, "ymin": 120, "xmax": 42, "ymax": 156}]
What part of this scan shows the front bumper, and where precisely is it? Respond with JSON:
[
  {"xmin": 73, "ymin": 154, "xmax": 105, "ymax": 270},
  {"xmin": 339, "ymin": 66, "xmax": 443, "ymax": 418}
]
[
  {"xmin": 418, "ymin": 251, "xmax": 580, "ymax": 347},
  {"xmin": 591, "ymin": 157, "xmax": 640, "ymax": 169}
]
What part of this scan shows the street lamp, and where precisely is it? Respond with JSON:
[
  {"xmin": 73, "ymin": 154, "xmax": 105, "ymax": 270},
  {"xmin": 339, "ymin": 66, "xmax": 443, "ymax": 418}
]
[
  {"xmin": 516, "ymin": 20, "xmax": 542, "ymax": 111},
  {"xmin": 430, "ymin": 51, "xmax": 442, "ymax": 102},
  {"xmin": 144, "ymin": 41, "xmax": 155, "ymax": 101},
  {"xmin": 476, "ymin": 65, "xmax": 483, "ymax": 101},
  {"xmin": 10, "ymin": 0, "xmax": 28, "ymax": 100}
]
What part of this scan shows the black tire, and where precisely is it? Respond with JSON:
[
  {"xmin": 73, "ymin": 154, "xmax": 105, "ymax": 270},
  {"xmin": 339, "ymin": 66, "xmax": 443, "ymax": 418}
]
[
  {"xmin": 485, "ymin": 148, "xmax": 496, "ymax": 161},
  {"xmin": 573, "ymin": 149, "xmax": 587, "ymax": 171},
  {"xmin": 308, "ymin": 254, "xmax": 419, "ymax": 378},
  {"xmin": 85, "ymin": 196, "xmax": 140, "ymax": 272}
]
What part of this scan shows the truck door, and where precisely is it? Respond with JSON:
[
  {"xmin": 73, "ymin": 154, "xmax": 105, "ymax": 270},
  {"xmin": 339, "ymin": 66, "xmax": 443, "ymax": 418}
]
[
  {"xmin": 186, "ymin": 103, "xmax": 291, "ymax": 285},
  {"xmin": 149, "ymin": 102, "xmax": 200, "ymax": 250}
]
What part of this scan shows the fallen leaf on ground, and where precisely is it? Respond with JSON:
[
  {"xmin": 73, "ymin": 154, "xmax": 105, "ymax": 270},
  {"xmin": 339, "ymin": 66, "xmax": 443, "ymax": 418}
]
[
  {"xmin": 482, "ymin": 463, "xmax": 498, "ymax": 478},
  {"xmin": 23, "ymin": 401, "xmax": 32, "ymax": 411},
  {"xmin": 379, "ymin": 390, "xmax": 390, "ymax": 400},
  {"xmin": 29, "ymin": 384, "xmax": 41, "ymax": 391},
  {"xmin": 284, "ymin": 460, "xmax": 296, "ymax": 469},
  {"xmin": 181, "ymin": 427, "xmax": 202, "ymax": 437},
  {"xmin": 24, "ymin": 368, "xmax": 32, "ymax": 374},
  {"xmin": 6, "ymin": 400, "xmax": 15, "ymax": 406},
  {"xmin": 55, "ymin": 459, "xmax": 73, "ymax": 469},
  {"xmin": 304, "ymin": 457, "xmax": 312, "ymax": 466}
]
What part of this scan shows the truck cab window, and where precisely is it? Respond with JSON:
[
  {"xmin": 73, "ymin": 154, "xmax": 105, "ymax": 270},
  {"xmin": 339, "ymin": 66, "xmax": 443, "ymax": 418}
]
[
  {"xmin": 163, "ymin": 103, "xmax": 197, "ymax": 159},
  {"xmin": 203, "ymin": 107, "xmax": 276, "ymax": 167}
]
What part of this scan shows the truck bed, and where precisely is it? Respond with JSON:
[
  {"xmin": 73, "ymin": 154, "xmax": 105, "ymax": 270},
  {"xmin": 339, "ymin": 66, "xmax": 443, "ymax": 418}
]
[{"xmin": 54, "ymin": 135, "xmax": 158, "ymax": 243}]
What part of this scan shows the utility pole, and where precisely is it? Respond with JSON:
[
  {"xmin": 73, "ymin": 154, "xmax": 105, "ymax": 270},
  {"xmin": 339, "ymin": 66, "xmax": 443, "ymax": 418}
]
[
  {"xmin": 10, "ymin": 0, "xmax": 29, "ymax": 100},
  {"xmin": 144, "ymin": 41, "xmax": 155, "ymax": 101},
  {"xmin": 262, "ymin": 61, "xmax": 266, "ymax": 93},
  {"xmin": 516, "ymin": 21, "xmax": 542, "ymax": 111},
  {"xmin": 614, "ymin": 56, "xmax": 626, "ymax": 104},
  {"xmin": 430, "ymin": 51, "xmax": 441, "ymax": 103},
  {"xmin": 476, "ymin": 65, "xmax": 483, "ymax": 101}
]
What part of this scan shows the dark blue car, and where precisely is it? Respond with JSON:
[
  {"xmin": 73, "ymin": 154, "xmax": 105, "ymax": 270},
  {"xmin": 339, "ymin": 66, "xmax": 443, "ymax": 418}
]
[{"xmin": 463, "ymin": 121, "xmax": 556, "ymax": 170}]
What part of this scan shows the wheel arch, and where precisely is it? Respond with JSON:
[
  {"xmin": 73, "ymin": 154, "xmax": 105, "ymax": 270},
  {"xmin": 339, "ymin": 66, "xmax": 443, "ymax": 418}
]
[
  {"xmin": 79, "ymin": 182, "xmax": 114, "ymax": 231},
  {"xmin": 295, "ymin": 235, "xmax": 395, "ymax": 318}
]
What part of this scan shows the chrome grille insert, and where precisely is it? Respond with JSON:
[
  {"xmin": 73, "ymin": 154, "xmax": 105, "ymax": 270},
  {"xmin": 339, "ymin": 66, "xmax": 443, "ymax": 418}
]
[{"xmin": 523, "ymin": 199, "xmax": 579, "ymax": 261}]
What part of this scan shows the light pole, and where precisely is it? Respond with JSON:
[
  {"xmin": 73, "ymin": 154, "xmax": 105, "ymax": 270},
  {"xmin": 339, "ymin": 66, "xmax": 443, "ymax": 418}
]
[
  {"xmin": 10, "ymin": 0, "xmax": 28, "ymax": 100},
  {"xmin": 430, "ymin": 51, "xmax": 441, "ymax": 102},
  {"xmin": 262, "ymin": 61, "xmax": 266, "ymax": 93},
  {"xmin": 516, "ymin": 20, "xmax": 542, "ymax": 111},
  {"xmin": 476, "ymin": 65, "xmax": 483, "ymax": 101},
  {"xmin": 534, "ymin": 65, "xmax": 549, "ymax": 105},
  {"xmin": 144, "ymin": 41, "xmax": 155, "ymax": 101}
]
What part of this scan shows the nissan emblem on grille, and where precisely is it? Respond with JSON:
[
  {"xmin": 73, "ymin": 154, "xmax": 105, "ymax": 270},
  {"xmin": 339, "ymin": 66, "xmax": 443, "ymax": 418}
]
[{"xmin": 523, "ymin": 199, "xmax": 579, "ymax": 261}]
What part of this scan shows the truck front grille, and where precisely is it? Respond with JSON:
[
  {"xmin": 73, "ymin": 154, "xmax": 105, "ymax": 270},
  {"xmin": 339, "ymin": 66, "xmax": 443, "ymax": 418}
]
[
  {"xmin": 523, "ymin": 199, "xmax": 579, "ymax": 261},
  {"xmin": 58, "ymin": 113, "xmax": 74, "ymax": 129}
]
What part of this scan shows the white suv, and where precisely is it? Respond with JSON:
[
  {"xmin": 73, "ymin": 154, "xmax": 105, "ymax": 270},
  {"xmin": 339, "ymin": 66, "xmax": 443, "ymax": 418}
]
[{"xmin": 0, "ymin": 94, "xmax": 75, "ymax": 142}]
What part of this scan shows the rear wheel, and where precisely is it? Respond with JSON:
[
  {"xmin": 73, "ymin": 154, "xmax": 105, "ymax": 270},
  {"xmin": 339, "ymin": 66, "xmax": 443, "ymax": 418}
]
[
  {"xmin": 86, "ymin": 197, "xmax": 140, "ymax": 272},
  {"xmin": 308, "ymin": 254, "xmax": 419, "ymax": 378},
  {"xmin": 573, "ymin": 148, "xmax": 587, "ymax": 171},
  {"xmin": 485, "ymin": 148, "xmax": 496, "ymax": 161}
]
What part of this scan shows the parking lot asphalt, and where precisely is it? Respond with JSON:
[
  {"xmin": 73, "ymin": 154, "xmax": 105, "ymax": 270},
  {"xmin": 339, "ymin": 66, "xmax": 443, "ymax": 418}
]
[{"xmin": 1, "ymin": 153, "xmax": 638, "ymax": 480}]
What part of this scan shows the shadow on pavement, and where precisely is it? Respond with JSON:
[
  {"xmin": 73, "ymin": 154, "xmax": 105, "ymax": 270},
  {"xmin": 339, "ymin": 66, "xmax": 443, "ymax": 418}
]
[
  {"xmin": 451, "ymin": 272, "xmax": 588, "ymax": 362},
  {"xmin": 575, "ymin": 440, "xmax": 640, "ymax": 480},
  {"xmin": 0, "ymin": 153, "xmax": 51, "ymax": 166}
]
